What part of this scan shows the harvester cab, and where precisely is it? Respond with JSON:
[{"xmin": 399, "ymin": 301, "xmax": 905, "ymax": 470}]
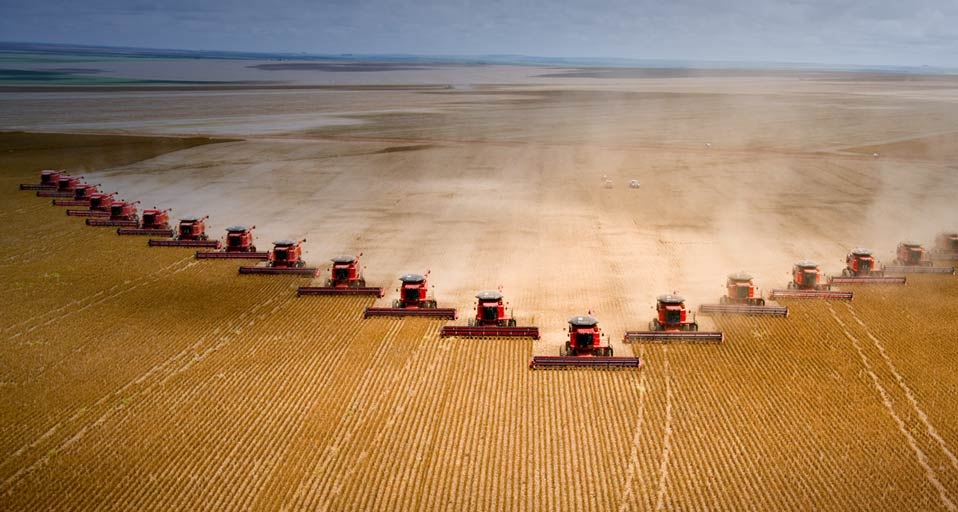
[
  {"xmin": 843, "ymin": 248, "xmax": 883, "ymax": 277},
  {"xmin": 651, "ymin": 294, "xmax": 698, "ymax": 331},
  {"xmin": 140, "ymin": 208, "xmax": 171, "ymax": 229},
  {"xmin": 72, "ymin": 183, "xmax": 100, "ymax": 200},
  {"xmin": 329, "ymin": 255, "xmax": 365, "ymax": 287},
  {"xmin": 895, "ymin": 242, "xmax": 932, "ymax": 267},
  {"xmin": 722, "ymin": 272, "xmax": 764, "ymax": 305},
  {"xmin": 936, "ymin": 233, "xmax": 958, "ymax": 254},
  {"xmin": 788, "ymin": 260, "xmax": 827, "ymax": 290},
  {"xmin": 88, "ymin": 192, "xmax": 117, "ymax": 211},
  {"xmin": 268, "ymin": 239, "xmax": 306, "ymax": 268},
  {"xmin": 226, "ymin": 225, "xmax": 257, "ymax": 252},
  {"xmin": 470, "ymin": 290, "xmax": 518, "ymax": 327},
  {"xmin": 56, "ymin": 175, "xmax": 84, "ymax": 192},
  {"xmin": 563, "ymin": 315, "xmax": 609, "ymax": 356},
  {"xmin": 178, "ymin": 216, "xmax": 209, "ymax": 240},
  {"xmin": 886, "ymin": 242, "xmax": 955, "ymax": 274},
  {"xmin": 109, "ymin": 201, "xmax": 140, "ymax": 221},
  {"xmin": 395, "ymin": 273, "xmax": 436, "ymax": 308}
]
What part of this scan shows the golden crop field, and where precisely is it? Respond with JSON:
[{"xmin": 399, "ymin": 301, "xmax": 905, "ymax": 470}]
[{"xmin": 2, "ymin": 133, "xmax": 958, "ymax": 510}]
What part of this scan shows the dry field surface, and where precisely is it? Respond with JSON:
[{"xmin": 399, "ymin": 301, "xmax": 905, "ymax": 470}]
[{"xmin": 1, "ymin": 70, "xmax": 958, "ymax": 509}]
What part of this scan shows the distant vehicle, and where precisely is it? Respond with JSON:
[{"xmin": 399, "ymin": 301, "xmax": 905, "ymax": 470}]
[{"xmin": 629, "ymin": 179, "xmax": 640, "ymax": 188}]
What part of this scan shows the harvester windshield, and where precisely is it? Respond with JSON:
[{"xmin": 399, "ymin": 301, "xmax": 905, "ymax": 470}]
[
  {"xmin": 860, "ymin": 259, "xmax": 872, "ymax": 272},
  {"xmin": 574, "ymin": 331, "xmax": 593, "ymax": 348},
  {"xmin": 733, "ymin": 285, "xmax": 749, "ymax": 299},
  {"xmin": 403, "ymin": 287, "xmax": 421, "ymax": 302},
  {"xmin": 334, "ymin": 267, "xmax": 350, "ymax": 280},
  {"xmin": 665, "ymin": 307, "xmax": 682, "ymax": 324},
  {"xmin": 481, "ymin": 305, "xmax": 498, "ymax": 322}
]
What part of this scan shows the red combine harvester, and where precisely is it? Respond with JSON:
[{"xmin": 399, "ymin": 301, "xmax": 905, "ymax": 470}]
[
  {"xmin": 440, "ymin": 290, "xmax": 540, "ymax": 339},
  {"xmin": 770, "ymin": 260, "xmax": 853, "ymax": 300},
  {"xmin": 238, "ymin": 239, "xmax": 318, "ymax": 276},
  {"xmin": 19, "ymin": 169, "xmax": 63, "ymax": 190},
  {"xmin": 699, "ymin": 272, "xmax": 789, "ymax": 316},
  {"xmin": 624, "ymin": 294, "xmax": 724, "ymax": 343},
  {"xmin": 297, "ymin": 253, "xmax": 384, "ymax": 297},
  {"xmin": 934, "ymin": 233, "xmax": 958, "ymax": 260},
  {"xmin": 85, "ymin": 200, "xmax": 140, "ymax": 227},
  {"xmin": 363, "ymin": 272, "xmax": 457, "ymax": 319},
  {"xmin": 66, "ymin": 192, "xmax": 116, "ymax": 217},
  {"xmin": 37, "ymin": 175, "xmax": 85, "ymax": 198},
  {"xmin": 530, "ymin": 315, "xmax": 640, "ymax": 369},
  {"xmin": 195, "ymin": 225, "xmax": 268, "ymax": 259},
  {"xmin": 117, "ymin": 208, "xmax": 174, "ymax": 236},
  {"xmin": 886, "ymin": 242, "xmax": 955, "ymax": 274},
  {"xmin": 829, "ymin": 248, "xmax": 906, "ymax": 285},
  {"xmin": 148, "ymin": 216, "xmax": 221, "ymax": 248},
  {"xmin": 51, "ymin": 183, "xmax": 100, "ymax": 206}
]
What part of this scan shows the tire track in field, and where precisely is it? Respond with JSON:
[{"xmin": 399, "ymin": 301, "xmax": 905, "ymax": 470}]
[
  {"xmin": 617, "ymin": 345, "xmax": 648, "ymax": 512},
  {"xmin": 843, "ymin": 301, "xmax": 958, "ymax": 473},
  {"xmin": 826, "ymin": 302, "xmax": 956, "ymax": 512},
  {"xmin": 0, "ymin": 284, "xmax": 295, "ymax": 497},
  {"xmin": 654, "ymin": 346, "xmax": 674, "ymax": 512},
  {"xmin": 2, "ymin": 256, "xmax": 194, "ymax": 339}
]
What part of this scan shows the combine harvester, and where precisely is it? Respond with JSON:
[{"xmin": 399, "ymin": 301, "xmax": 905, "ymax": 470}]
[
  {"xmin": 829, "ymin": 248, "xmax": 906, "ymax": 285},
  {"xmin": 148, "ymin": 216, "xmax": 221, "ymax": 248},
  {"xmin": 195, "ymin": 225, "xmax": 268, "ymax": 259},
  {"xmin": 933, "ymin": 233, "xmax": 958, "ymax": 261},
  {"xmin": 66, "ymin": 192, "xmax": 117, "ymax": 217},
  {"xmin": 297, "ymin": 253, "xmax": 384, "ymax": 297},
  {"xmin": 238, "ymin": 239, "xmax": 318, "ymax": 276},
  {"xmin": 51, "ymin": 183, "xmax": 100, "ymax": 206},
  {"xmin": 37, "ymin": 175, "xmax": 85, "ymax": 198},
  {"xmin": 699, "ymin": 272, "xmax": 789, "ymax": 316},
  {"xmin": 19, "ymin": 169, "xmax": 62, "ymax": 190},
  {"xmin": 885, "ymin": 242, "xmax": 955, "ymax": 275},
  {"xmin": 624, "ymin": 294, "xmax": 724, "ymax": 343},
  {"xmin": 770, "ymin": 261, "xmax": 854, "ymax": 300},
  {"xmin": 117, "ymin": 208, "xmax": 174, "ymax": 236},
  {"xmin": 85, "ymin": 200, "xmax": 140, "ymax": 227},
  {"xmin": 440, "ymin": 290, "xmax": 539, "ymax": 339},
  {"xmin": 530, "ymin": 315, "xmax": 640, "ymax": 369},
  {"xmin": 363, "ymin": 271, "xmax": 457, "ymax": 319}
]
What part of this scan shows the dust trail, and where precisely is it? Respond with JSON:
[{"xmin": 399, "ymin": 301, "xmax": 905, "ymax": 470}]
[
  {"xmin": 826, "ymin": 303, "xmax": 956, "ymax": 511},
  {"xmin": 654, "ymin": 347, "xmax": 674, "ymax": 512},
  {"xmin": 617, "ymin": 346, "xmax": 648, "ymax": 512},
  {"xmin": 843, "ymin": 302, "xmax": 958, "ymax": 473}
]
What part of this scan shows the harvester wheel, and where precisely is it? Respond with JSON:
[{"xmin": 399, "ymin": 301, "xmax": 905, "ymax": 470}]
[
  {"xmin": 787, "ymin": 281, "xmax": 795, "ymax": 289},
  {"xmin": 560, "ymin": 344, "xmax": 570, "ymax": 356},
  {"xmin": 468, "ymin": 318, "xmax": 476, "ymax": 327},
  {"xmin": 508, "ymin": 318, "xmax": 517, "ymax": 327},
  {"xmin": 842, "ymin": 268, "xmax": 851, "ymax": 277},
  {"xmin": 719, "ymin": 296, "xmax": 728, "ymax": 305},
  {"xmin": 358, "ymin": 278, "xmax": 366, "ymax": 287},
  {"xmin": 691, "ymin": 322, "xmax": 699, "ymax": 331},
  {"xmin": 755, "ymin": 298, "xmax": 766, "ymax": 306},
  {"xmin": 392, "ymin": 299, "xmax": 401, "ymax": 308},
  {"xmin": 251, "ymin": 245, "xmax": 257, "ymax": 252}
]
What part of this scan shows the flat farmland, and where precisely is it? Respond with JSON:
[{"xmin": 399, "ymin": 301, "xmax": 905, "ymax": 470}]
[{"xmin": 2, "ymin": 68, "xmax": 958, "ymax": 510}]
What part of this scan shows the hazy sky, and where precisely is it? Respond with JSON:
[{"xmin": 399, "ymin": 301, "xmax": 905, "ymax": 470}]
[{"xmin": 1, "ymin": 0, "xmax": 956, "ymax": 66}]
